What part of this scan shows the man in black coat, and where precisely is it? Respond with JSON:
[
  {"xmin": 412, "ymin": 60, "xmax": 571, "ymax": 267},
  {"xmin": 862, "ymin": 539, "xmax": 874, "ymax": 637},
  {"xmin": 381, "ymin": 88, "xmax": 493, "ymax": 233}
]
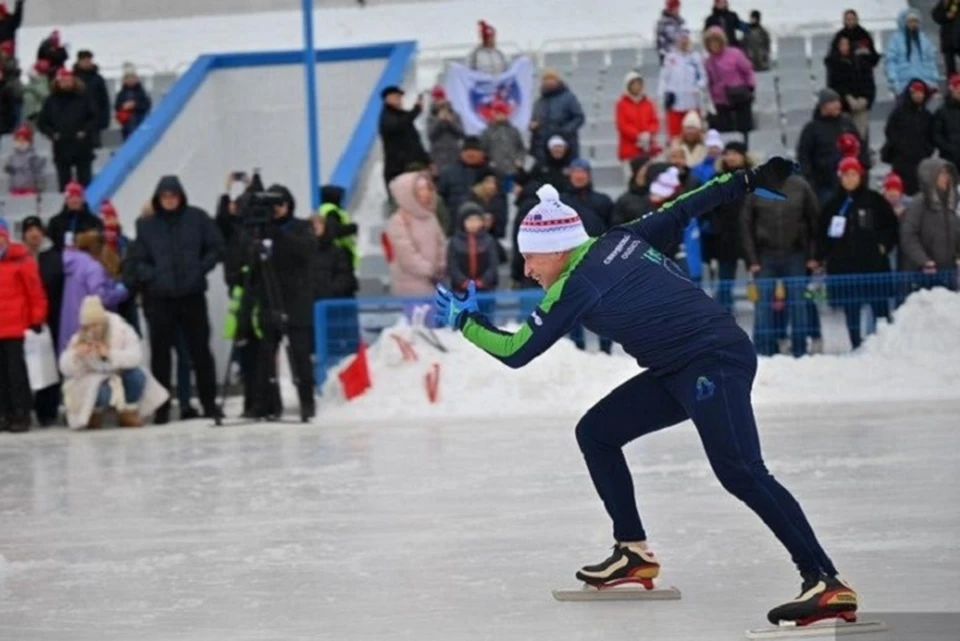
[
  {"xmin": 561, "ymin": 158, "xmax": 614, "ymax": 237},
  {"xmin": 611, "ymin": 156, "xmax": 653, "ymax": 227},
  {"xmin": 437, "ymin": 136, "xmax": 505, "ymax": 235},
  {"xmin": 379, "ymin": 85, "xmax": 430, "ymax": 191},
  {"xmin": 72, "ymin": 50, "xmax": 110, "ymax": 149},
  {"xmin": 130, "ymin": 175, "xmax": 224, "ymax": 423},
  {"xmin": 883, "ymin": 79, "xmax": 935, "ymax": 196},
  {"xmin": 237, "ymin": 184, "xmax": 318, "ymax": 420},
  {"xmin": 933, "ymin": 74, "xmax": 960, "ymax": 167},
  {"xmin": 46, "ymin": 181, "xmax": 103, "ymax": 251},
  {"xmin": 796, "ymin": 88, "xmax": 869, "ymax": 205},
  {"xmin": 20, "ymin": 216, "xmax": 62, "ymax": 426},
  {"xmin": 37, "ymin": 69, "xmax": 97, "ymax": 189}
]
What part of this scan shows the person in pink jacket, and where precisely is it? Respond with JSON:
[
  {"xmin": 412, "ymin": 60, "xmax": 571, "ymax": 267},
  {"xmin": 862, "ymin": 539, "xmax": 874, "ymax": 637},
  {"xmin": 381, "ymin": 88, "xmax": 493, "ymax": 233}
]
[
  {"xmin": 703, "ymin": 26, "xmax": 755, "ymax": 138},
  {"xmin": 384, "ymin": 171, "xmax": 447, "ymax": 297}
]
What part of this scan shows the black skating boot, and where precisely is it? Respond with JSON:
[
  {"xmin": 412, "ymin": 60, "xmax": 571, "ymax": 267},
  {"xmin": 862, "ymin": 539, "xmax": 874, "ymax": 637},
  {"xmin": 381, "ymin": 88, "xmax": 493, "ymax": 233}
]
[
  {"xmin": 767, "ymin": 573, "xmax": 857, "ymax": 626},
  {"xmin": 575, "ymin": 543, "xmax": 660, "ymax": 589}
]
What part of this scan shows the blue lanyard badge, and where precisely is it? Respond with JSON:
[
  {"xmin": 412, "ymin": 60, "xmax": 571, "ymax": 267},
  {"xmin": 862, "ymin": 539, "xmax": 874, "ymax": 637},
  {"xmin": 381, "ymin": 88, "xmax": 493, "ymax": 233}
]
[{"xmin": 828, "ymin": 197, "xmax": 852, "ymax": 239}]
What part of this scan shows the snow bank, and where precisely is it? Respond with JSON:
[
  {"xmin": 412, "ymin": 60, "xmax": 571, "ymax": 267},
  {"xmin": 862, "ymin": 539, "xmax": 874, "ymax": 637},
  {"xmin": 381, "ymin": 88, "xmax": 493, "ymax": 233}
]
[
  {"xmin": 17, "ymin": 0, "xmax": 904, "ymax": 74},
  {"xmin": 320, "ymin": 289, "xmax": 960, "ymax": 422}
]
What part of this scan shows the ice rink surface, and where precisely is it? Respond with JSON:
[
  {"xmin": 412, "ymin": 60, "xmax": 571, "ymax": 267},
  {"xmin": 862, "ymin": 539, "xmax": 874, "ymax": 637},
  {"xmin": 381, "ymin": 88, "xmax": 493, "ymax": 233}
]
[{"xmin": 1, "ymin": 399, "xmax": 959, "ymax": 641}]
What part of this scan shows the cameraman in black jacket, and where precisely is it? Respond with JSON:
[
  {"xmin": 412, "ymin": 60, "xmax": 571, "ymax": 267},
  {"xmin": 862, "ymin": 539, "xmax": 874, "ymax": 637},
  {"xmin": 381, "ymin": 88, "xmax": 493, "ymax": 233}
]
[{"xmin": 238, "ymin": 184, "xmax": 317, "ymax": 420}]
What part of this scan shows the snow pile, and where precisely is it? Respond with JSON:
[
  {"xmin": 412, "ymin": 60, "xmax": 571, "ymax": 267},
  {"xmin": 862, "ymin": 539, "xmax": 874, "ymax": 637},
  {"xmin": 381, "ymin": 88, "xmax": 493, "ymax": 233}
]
[
  {"xmin": 320, "ymin": 289, "xmax": 960, "ymax": 421},
  {"xmin": 17, "ymin": 0, "xmax": 903, "ymax": 74}
]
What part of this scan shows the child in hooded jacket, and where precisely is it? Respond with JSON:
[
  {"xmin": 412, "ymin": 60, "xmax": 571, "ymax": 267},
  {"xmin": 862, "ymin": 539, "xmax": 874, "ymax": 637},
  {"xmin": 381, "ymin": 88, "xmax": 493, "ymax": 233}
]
[
  {"xmin": 448, "ymin": 202, "xmax": 500, "ymax": 295},
  {"xmin": 5, "ymin": 123, "xmax": 45, "ymax": 195}
]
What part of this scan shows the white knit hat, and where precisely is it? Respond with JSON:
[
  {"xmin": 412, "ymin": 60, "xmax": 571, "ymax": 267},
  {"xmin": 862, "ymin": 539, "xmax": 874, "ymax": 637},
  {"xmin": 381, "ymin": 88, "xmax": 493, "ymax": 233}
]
[
  {"xmin": 547, "ymin": 135, "xmax": 568, "ymax": 148},
  {"xmin": 682, "ymin": 110, "xmax": 703, "ymax": 130},
  {"xmin": 79, "ymin": 295, "xmax": 107, "ymax": 326},
  {"xmin": 704, "ymin": 128, "xmax": 724, "ymax": 149},
  {"xmin": 516, "ymin": 184, "xmax": 589, "ymax": 254},
  {"xmin": 650, "ymin": 166, "xmax": 682, "ymax": 200}
]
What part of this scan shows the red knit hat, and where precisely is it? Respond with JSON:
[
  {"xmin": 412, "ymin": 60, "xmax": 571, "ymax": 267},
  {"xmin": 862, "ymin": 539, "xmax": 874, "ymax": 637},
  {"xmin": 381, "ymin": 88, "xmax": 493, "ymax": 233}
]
[
  {"xmin": 882, "ymin": 172, "xmax": 904, "ymax": 193},
  {"xmin": 838, "ymin": 156, "xmax": 864, "ymax": 176},
  {"xmin": 430, "ymin": 85, "xmax": 446, "ymax": 101},
  {"xmin": 950, "ymin": 74, "xmax": 960, "ymax": 90},
  {"xmin": 64, "ymin": 181, "xmax": 85, "ymax": 199},
  {"xmin": 478, "ymin": 20, "xmax": 495, "ymax": 44},
  {"xmin": 666, "ymin": 0, "xmax": 680, "ymax": 9},
  {"xmin": 13, "ymin": 123, "xmax": 32, "ymax": 142},
  {"xmin": 0, "ymin": 4, "xmax": 8, "ymax": 17},
  {"xmin": 55, "ymin": 67, "xmax": 72, "ymax": 81},
  {"xmin": 836, "ymin": 132, "xmax": 861, "ymax": 159},
  {"xmin": 909, "ymin": 80, "xmax": 928, "ymax": 94},
  {"xmin": 0, "ymin": 41, "xmax": 13, "ymax": 56}
]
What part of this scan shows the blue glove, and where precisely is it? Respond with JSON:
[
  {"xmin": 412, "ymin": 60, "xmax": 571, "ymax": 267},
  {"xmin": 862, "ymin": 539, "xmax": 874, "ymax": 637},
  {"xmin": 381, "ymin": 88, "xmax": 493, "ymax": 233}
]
[
  {"xmin": 434, "ymin": 281, "xmax": 480, "ymax": 330},
  {"xmin": 745, "ymin": 157, "xmax": 798, "ymax": 201}
]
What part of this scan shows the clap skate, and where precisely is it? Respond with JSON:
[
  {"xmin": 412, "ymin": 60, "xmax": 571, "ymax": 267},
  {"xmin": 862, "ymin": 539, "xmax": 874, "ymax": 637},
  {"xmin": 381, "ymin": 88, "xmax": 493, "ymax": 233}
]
[
  {"xmin": 552, "ymin": 543, "xmax": 682, "ymax": 601},
  {"xmin": 746, "ymin": 575, "xmax": 887, "ymax": 639}
]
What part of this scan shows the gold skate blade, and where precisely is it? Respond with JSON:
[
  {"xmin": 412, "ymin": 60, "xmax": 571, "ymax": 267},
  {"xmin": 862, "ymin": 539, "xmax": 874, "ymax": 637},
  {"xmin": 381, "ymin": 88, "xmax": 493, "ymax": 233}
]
[
  {"xmin": 745, "ymin": 620, "xmax": 888, "ymax": 639},
  {"xmin": 552, "ymin": 584, "xmax": 682, "ymax": 601}
]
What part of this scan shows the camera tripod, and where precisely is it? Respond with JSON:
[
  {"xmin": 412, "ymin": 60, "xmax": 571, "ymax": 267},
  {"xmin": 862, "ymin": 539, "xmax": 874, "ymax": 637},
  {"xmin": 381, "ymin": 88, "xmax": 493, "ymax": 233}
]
[{"xmin": 213, "ymin": 229, "xmax": 309, "ymax": 426}]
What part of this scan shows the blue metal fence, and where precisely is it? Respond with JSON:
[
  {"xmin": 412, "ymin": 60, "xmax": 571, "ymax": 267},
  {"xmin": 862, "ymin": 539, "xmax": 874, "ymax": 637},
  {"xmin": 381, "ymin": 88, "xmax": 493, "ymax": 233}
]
[{"xmin": 313, "ymin": 271, "xmax": 958, "ymax": 387}]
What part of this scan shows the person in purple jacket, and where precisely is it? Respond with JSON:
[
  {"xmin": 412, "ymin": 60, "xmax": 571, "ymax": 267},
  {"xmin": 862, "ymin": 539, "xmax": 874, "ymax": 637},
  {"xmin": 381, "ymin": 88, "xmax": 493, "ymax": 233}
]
[
  {"xmin": 58, "ymin": 229, "xmax": 128, "ymax": 354},
  {"xmin": 703, "ymin": 26, "xmax": 755, "ymax": 139}
]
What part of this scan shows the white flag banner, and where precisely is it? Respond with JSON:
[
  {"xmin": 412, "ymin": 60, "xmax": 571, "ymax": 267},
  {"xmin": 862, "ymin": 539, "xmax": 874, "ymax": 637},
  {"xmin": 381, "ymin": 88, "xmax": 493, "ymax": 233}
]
[{"xmin": 443, "ymin": 56, "xmax": 535, "ymax": 136}]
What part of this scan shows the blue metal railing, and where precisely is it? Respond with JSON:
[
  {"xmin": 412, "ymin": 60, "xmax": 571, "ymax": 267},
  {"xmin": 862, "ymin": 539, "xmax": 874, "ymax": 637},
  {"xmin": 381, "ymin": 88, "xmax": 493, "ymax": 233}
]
[{"xmin": 312, "ymin": 271, "xmax": 958, "ymax": 387}]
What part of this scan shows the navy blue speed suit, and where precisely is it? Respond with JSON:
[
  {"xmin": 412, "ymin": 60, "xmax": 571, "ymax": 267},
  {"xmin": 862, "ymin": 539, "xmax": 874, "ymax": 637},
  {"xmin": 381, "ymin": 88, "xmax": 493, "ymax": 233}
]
[{"xmin": 461, "ymin": 171, "xmax": 837, "ymax": 578}]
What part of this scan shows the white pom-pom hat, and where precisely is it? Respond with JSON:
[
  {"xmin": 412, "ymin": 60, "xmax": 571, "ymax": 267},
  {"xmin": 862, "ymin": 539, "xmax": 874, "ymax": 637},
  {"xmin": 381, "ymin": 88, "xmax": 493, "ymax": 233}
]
[{"xmin": 516, "ymin": 184, "xmax": 590, "ymax": 254}]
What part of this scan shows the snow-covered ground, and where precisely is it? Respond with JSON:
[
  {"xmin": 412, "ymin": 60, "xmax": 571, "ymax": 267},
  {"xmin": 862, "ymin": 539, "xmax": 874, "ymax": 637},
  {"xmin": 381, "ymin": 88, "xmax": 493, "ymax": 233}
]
[
  {"xmin": 320, "ymin": 288, "xmax": 960, "ymax": 422},
  {"xmin": 16, "ymin": 0, "xmax": 906, "ymax": 75}
]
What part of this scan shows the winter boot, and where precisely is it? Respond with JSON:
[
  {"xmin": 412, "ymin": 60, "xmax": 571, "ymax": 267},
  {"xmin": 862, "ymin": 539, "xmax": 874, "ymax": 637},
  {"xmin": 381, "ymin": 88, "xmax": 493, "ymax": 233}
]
[
  {"xmin": 118, "ymin": 408, "xmax": 142, "ymax": 428},
  {"xmin": 86, "ymin": 411, "xmax": 104, "ymax": 430},
  {"xmin": 575, "ymin": 543, "xmax": 661, "ymax": 589},
  {"xmin": 180, "ymin": 405, "xmax": 200, "ymax": 420},
  {"xmin": 767, "ymin": 573, "xmax": 857, "ymax": 626},
  {"xmin": 154, "ymin": 403, "xmax": 171, "ymax": 425},
  {"xmin": 8, "ymin": 413, "xmax": 31, "ymax": 433},
  {"xmin": 203, "ymin": 404, "xmax": 225, "ymax": 421}
]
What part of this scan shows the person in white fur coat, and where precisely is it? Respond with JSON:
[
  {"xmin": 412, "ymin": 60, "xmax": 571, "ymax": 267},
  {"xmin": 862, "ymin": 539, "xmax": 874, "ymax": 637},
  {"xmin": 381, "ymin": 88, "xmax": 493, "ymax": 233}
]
[{"xmin": 59, "ymin": 295, "xmax": 169, "ymax": 429}]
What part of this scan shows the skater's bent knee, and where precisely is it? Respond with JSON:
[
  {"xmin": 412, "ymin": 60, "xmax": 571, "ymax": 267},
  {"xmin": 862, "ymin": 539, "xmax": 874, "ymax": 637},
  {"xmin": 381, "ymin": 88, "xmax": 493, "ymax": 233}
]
[
  {"xmin": 574, "ymin": 414, "xmax": 620, "ymax": 452},
  {"xmin": 714, "ymin": 459, "xmax": 771, "ymax": 496}
]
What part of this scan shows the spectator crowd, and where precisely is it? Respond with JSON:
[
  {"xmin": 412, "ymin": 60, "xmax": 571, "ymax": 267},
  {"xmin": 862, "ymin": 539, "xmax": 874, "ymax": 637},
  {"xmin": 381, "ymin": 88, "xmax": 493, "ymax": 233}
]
[
  {"xmin": 376, "ymin": 3, "xmax": 960, "ymax": 363},
  {"xmin": 0, "ymin": 171, "xmax": 359, "ymax": 432}
]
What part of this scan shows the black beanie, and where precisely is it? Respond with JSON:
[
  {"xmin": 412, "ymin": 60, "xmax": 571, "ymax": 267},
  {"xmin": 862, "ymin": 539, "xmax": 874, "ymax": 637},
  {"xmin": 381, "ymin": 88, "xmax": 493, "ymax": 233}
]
[
  {"xmin": 723, "ymin": 141, "xmax": 748, "ymax": 155},
  {"xmin": 462, "ymin": 135, "xmax": 485, "ymax": 152},
  {"xmin": 21, "ymin": 215, "xmax": 45, "ymax": 237}
]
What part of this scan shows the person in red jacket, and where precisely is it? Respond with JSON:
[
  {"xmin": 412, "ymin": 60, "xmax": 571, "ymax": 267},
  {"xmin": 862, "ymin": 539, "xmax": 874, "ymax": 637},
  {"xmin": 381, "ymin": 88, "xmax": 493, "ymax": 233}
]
[
  {"xmin": 616, "ymin": 71, "xmax": 661, "ymax": 178},
  {"xmin": 0, "ymin": 217, "xmax": 48, "ymax": 432}
]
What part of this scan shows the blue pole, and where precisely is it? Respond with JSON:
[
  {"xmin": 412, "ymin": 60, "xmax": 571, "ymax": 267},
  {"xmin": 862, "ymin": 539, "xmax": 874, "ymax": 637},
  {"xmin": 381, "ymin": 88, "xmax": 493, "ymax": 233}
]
[{"xmin": 302, "ymin": 0, "xmax": 321, "ymax": 212}]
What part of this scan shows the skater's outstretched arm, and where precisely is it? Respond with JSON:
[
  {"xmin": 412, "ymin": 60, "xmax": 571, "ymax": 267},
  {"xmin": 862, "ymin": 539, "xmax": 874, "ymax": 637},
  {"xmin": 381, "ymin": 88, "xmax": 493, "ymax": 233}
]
[
  {"xmin": 463, "ymin": 274, "xmax": 600, "ymax": 368},
  {"xmin": 437, "ymin": 270, "xmax": 601, "ymax": 369},
  {"xmin": 624, "ymin": 157, "xmax": 795, "ymax": 252}
]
